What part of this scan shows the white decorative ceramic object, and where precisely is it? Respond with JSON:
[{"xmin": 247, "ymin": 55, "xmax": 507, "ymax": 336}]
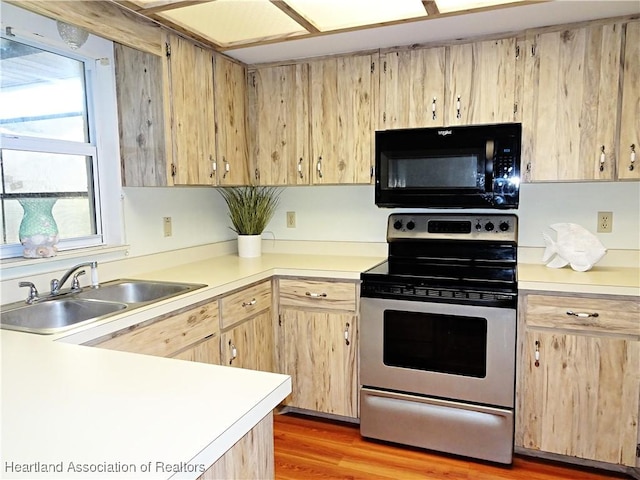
[
  {"xmin": 542, "ymin": 223, "xmax": 607, "ymax": 272},
  {"xmin": 237, "ymin": 234, "xmax": 261, "ymax": 258}
]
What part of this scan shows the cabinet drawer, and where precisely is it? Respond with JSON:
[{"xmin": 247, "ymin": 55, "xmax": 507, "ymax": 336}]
[
  {"xmin": 279, "ymin": 278, "xmax": 356, "ymax": 311},
  {"xmin": 95, "ymin": 301, "xmax": 219, "ymax": 357},
  {"xmin": 524, "ymin": 294, "xmax": 639, "ymax": 336},
  {"xmin": 220, "ymin": 280, "xmax": 272, "ymax": 330}
]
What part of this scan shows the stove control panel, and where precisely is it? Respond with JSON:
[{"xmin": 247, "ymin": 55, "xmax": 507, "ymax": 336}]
[{"xmin": 388, "ymin": 213, "xmax": 518, "ymax": 242}]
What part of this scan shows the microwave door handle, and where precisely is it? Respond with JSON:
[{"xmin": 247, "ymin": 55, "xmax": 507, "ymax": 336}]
[{"xmin": 485, "ymin": 140, "xmax": 495, "ymax": 191}]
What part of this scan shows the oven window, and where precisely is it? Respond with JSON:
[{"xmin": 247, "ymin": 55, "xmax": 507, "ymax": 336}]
[{"xmin": 383, "ymin": 310, "xmax": 487, "ymax": 378}]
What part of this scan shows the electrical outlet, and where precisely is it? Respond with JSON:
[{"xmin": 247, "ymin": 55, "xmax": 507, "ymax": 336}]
[
  {"xmin": 597, "ymin": 211, "xmax": 613, "ymax": 233},
  {"xmin": 163, "ymin": 216, "xmax": 172, "ymax": 237},
  {"xmin": 286, "ymin": 211, "xmax": 296, "ymax": 228}
]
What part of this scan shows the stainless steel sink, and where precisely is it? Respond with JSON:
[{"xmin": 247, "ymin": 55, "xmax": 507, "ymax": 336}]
[
  {"xmin": 1, "ymin": 298, "xmax": 128, "ymax": 334},
  {"xmin": 1, "ymin": 279, "xmax": 206, "ymax": 335},
  {"xmin": 76, "ymin": 279, "xmax": 204, "ymax": 304}
]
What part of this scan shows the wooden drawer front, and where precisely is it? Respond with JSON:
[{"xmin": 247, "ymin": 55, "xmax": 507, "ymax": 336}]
[
  {"xmin": 220, "ymin": 281, "xmax": 272, "ymax": 330},
  {"xmin": 525, "ymin": 294, "xmax": 639, "ymax": 336},
  {"xmin": 97, "ymin": 301, "xmax": 219, "ymax": 357},
  {"xmin": 279, "ymin": 279, "xmax": 356, "ymax": 311}
]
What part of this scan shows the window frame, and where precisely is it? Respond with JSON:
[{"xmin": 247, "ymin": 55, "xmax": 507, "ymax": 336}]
[{"xmin": 0, "ymin": 2, "xmax": 124, "ymax": 260}]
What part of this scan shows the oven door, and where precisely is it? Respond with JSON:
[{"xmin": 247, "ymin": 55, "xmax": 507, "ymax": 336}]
[{"xmin": 360, "ymin": 296, "xmax": 516, "ymax": 408}]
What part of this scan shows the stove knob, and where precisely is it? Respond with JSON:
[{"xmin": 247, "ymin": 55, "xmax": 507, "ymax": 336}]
[
  {"xmin": 500, "ymin": 221, "xmax": 510, "ymax": 232},
  {"xmin": 406, "ymin": 220, "xmax": 415, "ymax": 230},
  {"xmin": 393, "ymin": 220, "xmax": 403, "ymax": 230},
  {"xmin": 485, "ymin": 221, "xmax": 495, "ymax": 232},
  {"xmin": 475, "ymin": 222, "xmax": 482, "ymax": 230}
]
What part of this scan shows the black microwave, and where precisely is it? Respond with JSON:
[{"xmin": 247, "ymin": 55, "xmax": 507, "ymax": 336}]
[{"xmin": 375, "ymin": 123, "xmax": 522, "ymax": 209}]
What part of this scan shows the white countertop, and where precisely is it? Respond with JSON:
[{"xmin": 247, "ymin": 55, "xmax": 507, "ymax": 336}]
[
  {"xmin": 1, "ymin": 250, "xmax": 637, "ymax": 480},
  {"xmin": 1, "ymin": 330, "xmax": 290, "ymax": 479}
]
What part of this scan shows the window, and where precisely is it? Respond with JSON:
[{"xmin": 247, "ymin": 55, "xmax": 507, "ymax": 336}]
[{"xmin": 0, "ymin": 3, "xmax": 122, "ymax": 259}]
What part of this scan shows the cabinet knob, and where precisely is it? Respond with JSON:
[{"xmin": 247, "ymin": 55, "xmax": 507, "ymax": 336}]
[
  {"xmin": 316, "ymin": 157, "xmax": 323, "ymax": 178},
  {"xmin": 599, "ymin": 145, "xmax": 606, "ymax": 172},
  {"xmin": 298, "ymin": 158, "xmax": 304, "ymax": 179},
  {"xmin": 344, "ymin": 322, "xmax": 350, "ymax": 346},
  {"xmin": 534, "ymin": 340, "xmax": 540, "ymax": 368},
  {"xmin": 630, "ymin": 144, "xmax": 636, "ymax": 171}
]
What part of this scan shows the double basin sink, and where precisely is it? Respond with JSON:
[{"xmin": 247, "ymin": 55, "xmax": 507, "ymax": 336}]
[{"xmin": 1, "ymin": 279, "xmax": 207, "ymax": 335}]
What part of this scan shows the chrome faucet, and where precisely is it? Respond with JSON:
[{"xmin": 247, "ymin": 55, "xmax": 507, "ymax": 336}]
[
  {"xmin": 50, "ymin": 261, "xmax": 99, "ymax": 296},
  {"xmin": 19, "ymin": 281, "xmax": 39, "ymax": 304}
]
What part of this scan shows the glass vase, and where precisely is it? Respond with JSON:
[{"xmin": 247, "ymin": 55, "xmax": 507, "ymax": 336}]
[{"xmin": 18, "ymin": 198, "xmax": 59, "ymax": 258}]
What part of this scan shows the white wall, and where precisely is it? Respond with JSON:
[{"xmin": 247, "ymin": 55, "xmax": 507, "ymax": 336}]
[{"xmin": 123, "ymin": 182, "xmax": 640, "ymax": 255}]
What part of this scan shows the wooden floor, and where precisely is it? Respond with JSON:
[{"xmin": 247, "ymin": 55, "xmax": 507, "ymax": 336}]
[{"xmin": 274, "ymin": 413, "xmax": 628, "ymax": 480}]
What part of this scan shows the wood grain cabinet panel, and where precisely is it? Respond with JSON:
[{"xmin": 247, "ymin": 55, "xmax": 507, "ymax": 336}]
[
  {"xmin": 521, "ymin": 23, "xmax": 623, "ymax": 181},
  {"xmin": 220, "ymin": 310, "xmax": 275, "ymax": 372},
  {"xmin": 219, "ymin": 280, "xmax": 272, "ymax": 330},
  {"xmin": 198, "ymin": 412, "xmax": 274, "ymax": 480},
  {"xmin": 309, "ymin": 54, "xmax": 376, "ymax": 184},
  {"xmin": 92, "ymin": 300, "xmax": 219, "ymax": 358},
  {"xmin": 618, "ymin": 20, "xmax": 640, "ymax": 180},
  {"xmin": 171, "ymin": 335, "xmax": 219, "ymax": 365},
  {"xmin": 219, "ymin": 280, "xmax": 275, "ymax": 372},
  {"xmin": 114, "ymin": 43, "xmax": 169, "ymax": 187},
  {"xmin": 167, "ymin": 33, "xmax": 217, "ymax": 185},
  {"xmin": 277, "ymin": 278, "xmax": 359, "ymax": 418},
  {"xmin": 281, "ymin": 309, "xmax": 358, "ymax": 418},
  {"xmin": 214, "ymin": 54, "xmax": 250, "ymax": 186},
  {"xmin": 517, "ymin": 293, "xmax": 640, "ymax": 467},
  {"xmin": 248, "ymin": 64, "xmax": 310, "ymax": 185},
  {"xmin": 379, "ymin": 47, "xmax": 446, "ymax": 129},
  {"xmin": 446, "ymin": 37, "xmax": 519, "ymax": 126},
  {"xmin": 279, "ymin": 278, "xmax": 357, "ymax": 311}
]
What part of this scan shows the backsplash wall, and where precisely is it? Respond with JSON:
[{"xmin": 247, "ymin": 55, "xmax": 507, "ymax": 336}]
[{"xmin": 123, "ymin": 181, "xmax": 640, "ymax": 256}]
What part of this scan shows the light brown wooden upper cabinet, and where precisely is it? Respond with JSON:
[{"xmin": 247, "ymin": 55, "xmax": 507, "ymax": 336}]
[
  {"xmin": 248, "ymin": 64, "xmax": 310, "ymax": 185},
  {"xmin": 618, "ymin": 20, "xmax": 640, "ymax": 180},
  {"xmin": 521, "ymin": 22, "xmax": 624, "ymax": 182},
  {"xmin": 446, "ymin": 37, "xmax": 519, "ymax": 126},
  {"xmin": 379, "ymin": 46, "xmax": 446, "ymax": 129},
  {"xmin": 309, "ymin": 54, "xmax": 377, "ymax": 184},
  {"xmin": 379, "ymin": 37, "xmax": 518, "ymax": 129},
  {"xmin": 214, "ymin": 54, "xmax": 251, "ymax": 186},
  {"xmin": 166, "ymin": 33, "xmax": 217, "ymax": 185},
  {"xmin": 114, "ymin": 43, "xmax": 171, "ymax": 187}
]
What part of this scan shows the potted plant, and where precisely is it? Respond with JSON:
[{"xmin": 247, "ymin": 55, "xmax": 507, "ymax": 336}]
[{"xmin": 218, "ymin": 185, "xmax": 281, "ymax": 258}]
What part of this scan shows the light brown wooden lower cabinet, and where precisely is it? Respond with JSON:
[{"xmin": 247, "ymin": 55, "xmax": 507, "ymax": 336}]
[
  {"xmin": 516, "ymin": 293, "xmax": 640, "ymax": 468},
  {"xmin": 280, "ymin": 309, "xmax": 358, "ymax": 418},
  {"xmin": 198, "ymin": 412, "xmax": 274, "ymax": 480},
  {"xmin": 220, "ymin": 310, "xmax": 276, "ymax": 372},
  {"xmin": 171, "ymin": 335, "xmax": 220, "ymax": 364}
]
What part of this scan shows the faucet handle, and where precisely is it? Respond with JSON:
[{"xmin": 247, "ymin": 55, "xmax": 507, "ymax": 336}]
[
  {"xmin": 71, "ymin": 270, "xmax": 86, "ymax": 291},
  {"xmin": 18, "ymin": 281, "xmax": 39, "ymax": 304}
]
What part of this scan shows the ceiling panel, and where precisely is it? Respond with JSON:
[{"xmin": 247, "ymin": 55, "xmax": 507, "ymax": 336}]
[
  {"xmin": 283, "ymin": 0, "xmax": 428, "ymax": 32},
  {"xmin": 156, "ymin": 0, "xmax": 307, "ymax": 47}
]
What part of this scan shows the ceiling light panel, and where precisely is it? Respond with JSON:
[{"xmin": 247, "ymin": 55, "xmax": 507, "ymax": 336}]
[
  {"xmin": 435, "ymin": 0, "xmax": 524, "ymax": 14},
  {"xmin": 284, "ymin": 0, "xmax": 428, "ymax": 32},
  {"xmin": 157, "ymin": 0, "xmax": 307, "ymax": 47}
]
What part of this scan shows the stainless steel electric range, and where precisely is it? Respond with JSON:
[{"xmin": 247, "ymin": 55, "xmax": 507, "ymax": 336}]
[{"xmin": 359, "ymin": 212, "xmax": 518, "ymax": 465}]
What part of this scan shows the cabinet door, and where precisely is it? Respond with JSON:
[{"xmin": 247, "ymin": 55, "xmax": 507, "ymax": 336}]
[
  {"xmin": 446, "ymin": 37, "xmax": 518, "ymax": 126},
  {"xmin": 171, "ymin": 335, "xmax": 219, "ymax": 364},
  {"xmin": 281, "ymin": 309, "xmax": 358, "ymax": 418},
  {"xmin": 618, "ymin": 20, "xmax": 640, "ymax": 180},
  {"xmin": 167, "ymin": 34, "xmax": 216, "ymax": 185},
  {"xmin": 114, "ymin": 43, "xmax": 169, "ymax": 187},
  {"xmin": 522, "ymin": 23, "xmax": 623, "ymax": 181},
  {"xmin": 220, "ymin": 311, "xmax": 275, "ymax": 372},
  {"xmin": 519, "ymin": 329, "xmax": 640, "ymax": 466},
  {"xmin": 379, "ymin": 47, "xmax": 446, "ymax": 129},
  {"xmin": 214, "ymin": 54, "xmax": 250, "ymax": 186},
  {"xmin": 249, "ymin": 64, "xmax": 310, "ymax": 185},
  {"xmin": 310, "ymin": 54, "xmax": 376, "ymax": 184}
]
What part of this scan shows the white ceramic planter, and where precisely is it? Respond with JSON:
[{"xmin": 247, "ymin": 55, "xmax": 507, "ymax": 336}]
[{"xmin": 237, "ymin": 234, "xmax": 262, "ymax": 258}]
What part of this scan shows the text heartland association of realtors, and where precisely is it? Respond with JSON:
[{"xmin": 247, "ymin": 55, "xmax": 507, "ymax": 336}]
[{"xmin": 4, "ymin": 460, "xmax": 206, "ymax": 474}]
